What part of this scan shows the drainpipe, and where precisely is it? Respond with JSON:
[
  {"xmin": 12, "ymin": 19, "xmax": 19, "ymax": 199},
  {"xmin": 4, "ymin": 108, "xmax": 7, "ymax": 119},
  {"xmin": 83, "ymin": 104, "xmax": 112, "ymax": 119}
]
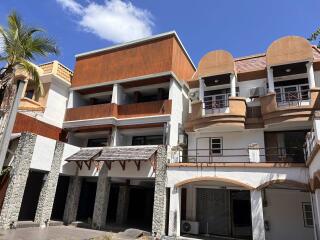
[
  {"xmin": 310, "ymin": 192, "xmax": 319, "ymax": 240},
  {"xmin": 0, "ymin": 80, "xmax": 26, "ymax": 171}
]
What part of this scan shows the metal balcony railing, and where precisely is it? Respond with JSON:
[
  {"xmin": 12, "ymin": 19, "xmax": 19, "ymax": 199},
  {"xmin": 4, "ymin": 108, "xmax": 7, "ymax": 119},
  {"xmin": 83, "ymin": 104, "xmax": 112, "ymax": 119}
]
[
  {"xmin": 264, "ymin": 147, "xmax": 305, "ymax": 163},
  {"xmin": 203, "ymin": 99, "xmax": 229, "ymax": 114},
  {"xmin": 171, "ymin": 147, "xmax": 306, "ymax": 164},
  {"xmin": 276, "ymin": 89, "xmax": 310, "ymax": 107}
]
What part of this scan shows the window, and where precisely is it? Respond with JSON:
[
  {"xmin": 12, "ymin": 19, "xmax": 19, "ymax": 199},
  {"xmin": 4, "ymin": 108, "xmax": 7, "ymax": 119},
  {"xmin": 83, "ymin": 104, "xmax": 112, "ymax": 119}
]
[
  {"xmin": 211, "ymin": 138, "xmax": 222, "ymax": 155},
  {"xmin": 275, "ymin": 83, "xmax": 310, "ymax": 103},
  {"xmin": 132, "ymin": 135, "xmax": 163, "ymax": 145},
  {"xmin": 87, "ymin": 138, "xmax": 109, "ymax": 147},
  {"xmin": 302, "ymin": 202, "xmax": 314, "ymax": 228},
  {"xmin": 25, "ymin": 90, "xmax": 34, "ymax": 99}
]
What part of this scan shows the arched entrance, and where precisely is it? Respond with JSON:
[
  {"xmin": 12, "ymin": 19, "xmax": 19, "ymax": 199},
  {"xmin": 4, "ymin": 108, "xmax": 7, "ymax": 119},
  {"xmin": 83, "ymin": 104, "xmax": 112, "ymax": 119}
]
[
  {"xmin": 174, "ymin": 177, "xmax": 254, "ymax": 239},
  {"xmin": 256, "ymin": 179, "xmax": 313, "ymax": 240}
]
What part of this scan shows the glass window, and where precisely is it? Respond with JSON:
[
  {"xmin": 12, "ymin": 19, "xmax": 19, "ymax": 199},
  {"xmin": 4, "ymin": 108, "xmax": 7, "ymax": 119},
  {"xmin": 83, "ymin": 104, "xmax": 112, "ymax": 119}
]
[
  {"xmin": 25, "ymin": 90, "xmax": 34, "ymax": 99},
  {"xmin": 275, "ymin": 87, "xmax": 282, "ymax": 103},
  {"xmin": 300, "ymin": 84, "xmax": 310, "ymax": 100},
  {"xmin": 132, "ymin": 135, "xmax": 163, "ymax": 145},
  {"xmin": 211, "ymin": 137, "xmax": 222, "ymax": 155},
  {"xmin": 302, "ymin": 203, "xmax": 314, "ymax": 228},
  {"xmin": 87, "ymin": 138, "xmax": 109, "ymax": 147},
  {"xmin": 283, "ymin": 86, "xmax": 298, "ymax": 102}
]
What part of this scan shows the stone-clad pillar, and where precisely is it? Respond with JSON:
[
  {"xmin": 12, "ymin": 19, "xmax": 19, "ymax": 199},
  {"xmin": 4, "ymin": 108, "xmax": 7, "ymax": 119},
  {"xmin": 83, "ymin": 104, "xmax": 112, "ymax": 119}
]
[
  {"xmin": 63, "ymin": 175, "xmax": 82, "ymax": 224},
  {"xmin": 34, "ymin": 141, "xmax": 64, "ymax": 227},
  {"xmin": 0, "ymin": 132, "xmax": 36, "ymax": 229},
  {"xmin": 116, "ymin": 185, "xmax": 130, "ymax": 225},
  {"xmin": 92, "ymin": 163, "xmax": 110, "ymax": 229},
  {"xmin": 152, "ymin": 145, "xmax": 167, "ymax": 237}
]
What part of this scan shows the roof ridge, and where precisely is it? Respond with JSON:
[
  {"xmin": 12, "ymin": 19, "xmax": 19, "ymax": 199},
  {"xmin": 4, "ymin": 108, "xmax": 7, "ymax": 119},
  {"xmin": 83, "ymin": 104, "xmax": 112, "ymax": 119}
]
[{"xmin": 235, "ymin": 53, "xmax": 266, "ymax": 61}]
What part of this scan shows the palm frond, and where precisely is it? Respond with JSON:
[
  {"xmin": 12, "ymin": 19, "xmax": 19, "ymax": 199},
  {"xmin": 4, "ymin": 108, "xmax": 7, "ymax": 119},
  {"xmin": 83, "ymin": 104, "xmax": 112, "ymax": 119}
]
[{"xmin": 17, "ymin": 59, "xmax": 44, "ymax": 96}]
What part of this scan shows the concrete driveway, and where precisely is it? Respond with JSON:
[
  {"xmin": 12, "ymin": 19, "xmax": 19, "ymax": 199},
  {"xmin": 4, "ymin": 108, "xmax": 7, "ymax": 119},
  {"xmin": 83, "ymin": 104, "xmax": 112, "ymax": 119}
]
[{"xmin": 0, "ymin": 226, "xmax": 109, "ymax": 240}]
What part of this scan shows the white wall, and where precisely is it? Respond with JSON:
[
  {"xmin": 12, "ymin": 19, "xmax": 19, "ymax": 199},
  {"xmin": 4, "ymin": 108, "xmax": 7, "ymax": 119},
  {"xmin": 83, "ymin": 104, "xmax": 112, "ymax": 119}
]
[
  {"xmin": 42, "ymin": 78, "xmax": 69, "ymax": 127},
  {"xmin": 60, "ymin": 143, "xmax": 80, "ymax": 175},
  {"xmin": 166, "ymin": 166, "xmax": 309, "ymax": 189},
  {"xmin": 264, "ymin": 189, "xmax": 314, "ymax": 240},
  {"xmin": 67, "ymin": 90, "xmax": 87, "ymax": 108},
  {"xmin": 30, "ymin": 135, "xmax": 56, "ymax": 171},
  {"xmin": 238, "ymin": 78, "xmax": 266, "ymax": 101},
  {"xmin": 169, "ymin": 78, "xmax": 183, "ymax": 146},
  {"xmin": 77, "ymin": 160, "xmax": 155, "ymax": 178},
  {"xmin": 187, "ymin": 130, "xmax": 265, "ymax": 163}
]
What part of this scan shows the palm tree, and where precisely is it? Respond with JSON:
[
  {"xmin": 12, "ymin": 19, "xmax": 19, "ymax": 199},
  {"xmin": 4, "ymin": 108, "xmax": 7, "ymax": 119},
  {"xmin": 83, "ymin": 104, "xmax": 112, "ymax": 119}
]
[
  {"xmin": 308, "ymin": 27, "xmax": 320, "ymax": 47},
  {"xmin": 0, "ymin": 11, "xmax": 59, "ymax": 170}
]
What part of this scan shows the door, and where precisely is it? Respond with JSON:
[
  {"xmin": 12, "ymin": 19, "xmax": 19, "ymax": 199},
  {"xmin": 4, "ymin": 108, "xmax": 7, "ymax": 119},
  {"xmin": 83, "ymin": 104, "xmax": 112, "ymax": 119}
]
[
  {"xmin": 196, "ymin": 138, "xmax": 210, "ymax": 163},
  {"xmin": 265, "ymin": 132, "xmax": 280, "ymax": 162},
  {"xmin": 196, "ymin": 188, "xmax": 230, "ymax": 236}
]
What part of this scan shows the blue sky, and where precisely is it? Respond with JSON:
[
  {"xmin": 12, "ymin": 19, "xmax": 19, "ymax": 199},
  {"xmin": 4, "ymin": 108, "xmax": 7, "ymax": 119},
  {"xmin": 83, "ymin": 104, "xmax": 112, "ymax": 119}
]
[{"xmin": 1, "ymin": 0, "xmax": 319, "ymax": 69}]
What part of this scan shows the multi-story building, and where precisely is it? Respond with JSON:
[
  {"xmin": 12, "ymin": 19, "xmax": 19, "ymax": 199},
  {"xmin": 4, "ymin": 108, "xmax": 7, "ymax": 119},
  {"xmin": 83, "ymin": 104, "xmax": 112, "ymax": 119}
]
[
  {"xmin": 1, "ymin": 32, "xmax": 320, "ymax": 240},
  {"xmin": 167, "ymin": 36, "xmax": 320, "ymax": 240},
  {"xmin": 0, "ymin": 61, "xmax": 72, "ymax": 228}
]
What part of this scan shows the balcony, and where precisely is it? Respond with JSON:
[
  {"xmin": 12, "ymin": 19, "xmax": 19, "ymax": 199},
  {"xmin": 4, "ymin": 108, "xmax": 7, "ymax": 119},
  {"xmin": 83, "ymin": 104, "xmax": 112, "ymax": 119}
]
[
  {"xmin": 170, "ymin": 146, "xmax": 306, "ymax": 165},
  {"xmin": 260, "ymin": 88, "xmax": 320, "ymax": 125},
  {"xmin": 64, "ymin": 100, "xmax": 172, "ymax": 122},
  {"xmin": 18, "ymin": 97, "xmax": 45, "ymax": 112},
  {"xmin": 185, "ymin": 97, "xmax": 247, "ymax": 131},
  {"xmin": 39, "ymin": 61, "xmax": 73, "ymax": 82}
]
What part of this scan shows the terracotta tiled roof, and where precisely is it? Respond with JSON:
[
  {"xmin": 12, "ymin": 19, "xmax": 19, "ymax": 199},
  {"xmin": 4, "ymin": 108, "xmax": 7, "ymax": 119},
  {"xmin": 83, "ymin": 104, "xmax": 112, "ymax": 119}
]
[
  {"xmin": 235, "ymin": 46, "xmax": 320, "ymax": 73},
  {"xmin": 235, "ymin": 54, "xmax": 266, "ymax": 73},
  {"xmin": 187, "ymin": 46, "xmax": 320, "ymax": 85}
]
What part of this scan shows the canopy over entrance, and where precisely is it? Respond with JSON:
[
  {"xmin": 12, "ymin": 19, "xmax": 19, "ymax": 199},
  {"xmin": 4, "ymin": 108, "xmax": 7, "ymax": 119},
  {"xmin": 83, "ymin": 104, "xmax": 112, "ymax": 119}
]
[{"xmin": 65, "ymin": 145, "xmax": 159, "ymax": 171}]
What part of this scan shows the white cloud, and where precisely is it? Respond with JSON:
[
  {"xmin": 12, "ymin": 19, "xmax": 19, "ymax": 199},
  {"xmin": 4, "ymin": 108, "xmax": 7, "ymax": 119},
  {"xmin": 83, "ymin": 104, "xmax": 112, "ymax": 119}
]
[
  {"xmin": 56, "ymin": 0, "xmax": 83, "ymax": 14},
  {"xmin": 56, "ymin": 0, "xmax": 154, "ymax": 43}
]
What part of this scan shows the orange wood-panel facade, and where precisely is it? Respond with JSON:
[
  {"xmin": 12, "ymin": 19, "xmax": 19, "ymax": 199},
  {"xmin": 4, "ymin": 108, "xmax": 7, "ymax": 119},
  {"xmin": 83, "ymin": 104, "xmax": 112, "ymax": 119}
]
[
  {"xmin": 64, "ymin": 100, "xmax": 172, "ymax": 122},
  {"xmin": 72, "ymin": 35, "xmax": 195, "ymax": 88},
  {"xmin": 64, "ymin": 103, "xmax": 117, "ymax": 121},
  {"xmin": 117, "ymin": 100, "xmax": 172, "ymax": 118},
  {"xmin": 171, "ymin": 38, "xmax": 196, "ymax": 80},
  {"xmin": 73, "ymin": 37, "xmax": 173, "ymax": 88},
  {"xmin": 13, "ymin": 113, "xmax": 65, "ymax": 141}
]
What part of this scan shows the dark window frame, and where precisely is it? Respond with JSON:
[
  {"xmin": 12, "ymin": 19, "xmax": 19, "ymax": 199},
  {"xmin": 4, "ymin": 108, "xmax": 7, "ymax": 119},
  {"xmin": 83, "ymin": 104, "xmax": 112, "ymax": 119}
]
[
  {"xmin": 210, "ymin": 137, "xmax": 223, "ymax": 156},
  {"xmin": 302, "ymin": 202, "xmax": 314, "ymax": 228}
]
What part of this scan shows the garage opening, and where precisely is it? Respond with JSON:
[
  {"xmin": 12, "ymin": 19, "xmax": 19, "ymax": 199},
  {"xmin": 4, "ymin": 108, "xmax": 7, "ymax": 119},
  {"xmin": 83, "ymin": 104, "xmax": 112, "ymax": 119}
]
[
  {"xmin": 127, "ymin": 185, "xmax": 154, "ymax": 230},
  {"xmin": 51, "ymin": 175, "xmax": 70, "ymax": 221},
  {"xmin": 18, "ymin": 170, "xmax": 46, "ymax": 221},
  {"xmin": 182, "ymin": 188, "xmax": 252, "ymax": 239},
  {"xmin": 105, "ymin": 180, "xmax": 155, "ymax": 231},
  {"xmin": 106, "ymin": 184, "xmax": 120, "ymax": 224},
  {"xmin": 76, "ymin": 177, "xmax": 97, "ymax": 223}
]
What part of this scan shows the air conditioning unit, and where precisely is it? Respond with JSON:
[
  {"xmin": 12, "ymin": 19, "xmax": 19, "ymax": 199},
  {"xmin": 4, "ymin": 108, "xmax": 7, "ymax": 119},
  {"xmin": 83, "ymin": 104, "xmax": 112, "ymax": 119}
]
[
  {"xmin": 181, "ymin": 220, "xmax": 199, "ymax": 235},
  {"xmin": 249, "ymin": 87, "xmax": 265, "ymax": 98},
  {"xmin": 188, "ymin": 90, "xmax": 199, "ymax": 102}
]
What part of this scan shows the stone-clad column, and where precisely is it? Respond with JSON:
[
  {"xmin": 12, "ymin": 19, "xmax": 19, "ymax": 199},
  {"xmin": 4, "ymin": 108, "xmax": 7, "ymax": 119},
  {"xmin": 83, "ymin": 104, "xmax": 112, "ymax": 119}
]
[
  {"xmin": 116, "ymin": 185, "xmax": 130, "ymax": 225},
  {"xmin": 34, "ymin": 141, "xmax": 64, "ymax": 227},
  {"xmin": 92, "ymin": 163, "xmax": 110, "ymax": 229},
  {"xmin": 0, "ymin": 132, "xmax": 36, "ymax": 229},
  {"xmin": 63, "ymin": 175, "xmax": 82, "ymax": 224},
  {"xmin": 152, "ymin": 145, "xmax": 167, "ymax": 237}
]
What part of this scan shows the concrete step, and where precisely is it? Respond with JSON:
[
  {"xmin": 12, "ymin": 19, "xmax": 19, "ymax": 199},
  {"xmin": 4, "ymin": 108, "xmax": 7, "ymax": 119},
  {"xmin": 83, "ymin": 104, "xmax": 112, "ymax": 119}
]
[
  {"xmin": 49, "ymin": 220, "xmax": 64, "ymax": 226},
  {"xmin": 16, "ymin": 221, "xmax": 40, "ymax": 229}
]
